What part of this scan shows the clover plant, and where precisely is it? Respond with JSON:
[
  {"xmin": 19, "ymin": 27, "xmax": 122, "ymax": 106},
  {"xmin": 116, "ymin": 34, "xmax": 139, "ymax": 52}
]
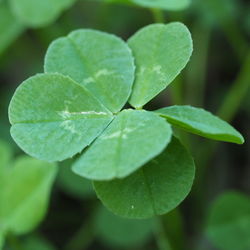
[
  {"xmin": 8, "ymin": 22, "xmax": 244, "ymax": 219},
  {"xmin": 0, "ymin": 140, "xmax": 57, "ymax": 248}
]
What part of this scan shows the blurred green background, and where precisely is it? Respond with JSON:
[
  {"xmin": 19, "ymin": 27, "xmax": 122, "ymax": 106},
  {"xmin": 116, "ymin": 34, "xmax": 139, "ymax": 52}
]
[{"xmin": 0, "ymin": 0, "xmax": 249, "ymax": 249}]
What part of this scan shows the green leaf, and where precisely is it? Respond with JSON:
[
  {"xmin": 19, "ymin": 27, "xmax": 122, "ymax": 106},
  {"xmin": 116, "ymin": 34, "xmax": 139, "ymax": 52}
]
[
  {"xmin": 93, "ymin": 137, "xmax": 195, "ymax": 219},
  {"xmin": 132, "ymin": 0, "xmax": 191, "ymax": 10},
  {"xmin": 128, "ymin": 22, "xmax": 193, "ymax": 108},
  {"xmin": 9, "ymin": 0, "xmax": 76, "ymax": 27},
  {"xmin": 0, "ymin": 156, "xmax": 57, "ymax": 235},
  {"xmin": 9, "ymin": 73, "xmax": 113, "ymax": 162},
  {"xmin": 0, "ymin": 2, "xmax": 24, "ymax": 56},
  {"xmin": 206, "ymin": 191, "xmax": 250, "ymax": 250},
  {"xmin": 58, "ymin": 159, "xmax": 94, "ymax": 199},
  {"xmin": 73, "ymin": 109, "xmax": 172, "ymax": 180},
  {"xmin": 44, "ymin": 29, "xmax": 135, "ymax": 113},
  {"xmin": 96, "ymin": 207, "xmax": 152, "ymax": 247},
  {"xmin": 154, "ymin": 105, "xmax": 244, "ymax": 144}
]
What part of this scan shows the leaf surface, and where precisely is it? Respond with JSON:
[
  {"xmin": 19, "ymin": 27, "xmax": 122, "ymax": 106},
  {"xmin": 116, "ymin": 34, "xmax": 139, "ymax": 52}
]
[
  {"xmin": 73, "ymin": 109, "xmax": 172, "ymax": 180},
  {"xmin": 128, "ymin": 22, "xmax": 192, "ymax": 108},
  {"xmin": 9, "ymin": 73, "xmax": 113, "ymax": 162},
  {"xmin": 155, "ymin": 105, "xmax": 244, "ymax": 144},
  {"xmin": 93, "ymin": 137, "xmax": 195, "ymax": 218},
  {"xmin": 45, "ymin": 29, "xmax": 135, "ymax": 113},
  {"xmin": 0, "ymin": 156, "xmax": 57, "ymax": 234},
  {"xmin": 206, "ymin": 192, "xmax": 250, "ymax": 250}
]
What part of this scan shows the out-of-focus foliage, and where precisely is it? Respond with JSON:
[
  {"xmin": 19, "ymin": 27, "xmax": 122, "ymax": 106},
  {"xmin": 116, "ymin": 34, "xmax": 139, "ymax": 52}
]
[
  {"xmin": 100, "ymin": 0, "xmax": 191, "ymax": 10},
  {"xmin": 192, "ymin": 0, "xmax": 239, "ymax": 26},
  {"xmin": 9, "ymin": 0, "xmax": 76, "ymax": 27},
  {"xmin": 206, "ymin": 192, "xmax": 250, "ymax": 250},
  {"xmin": 0, "ymin": 140, "xmax": 57, "ymax": 248},
  {"xmin": 21, "ymin": 234, "xmax": 56, "ymax": 250},
  {"xmin": 95, "ymin": 207, "xmax": 152, "ymax": 247},
  {"xmin": 57, "ymin": 159, "xmax": 94, "ymax": 199},
  {"xmin": 0, "ymin": 2, "xmax": 24, "ymax": 55},
  {"xmin": 132, "ymin": 0, "xmax": 191, "ymax": 11}
]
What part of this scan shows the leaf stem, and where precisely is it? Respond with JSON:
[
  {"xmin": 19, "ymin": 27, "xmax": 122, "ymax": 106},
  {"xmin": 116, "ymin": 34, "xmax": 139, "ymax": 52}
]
[
  {"xmin": 153, "ymin": 217, "xmax": 173, "ymax": 250},
  {"xmin": 151, "ymin": 8, "xmax": 165, "ymax": 23},
  {"xmin": 64, "ymin": 206, "xmax": 96, "ymax": 250},
  {"xmin": 217, "ymin": 50, "xmax": 250, "ymax": 122},
  {"xmin": 185, "ymin": 23, "xmax": 211, "ymax": 106}
]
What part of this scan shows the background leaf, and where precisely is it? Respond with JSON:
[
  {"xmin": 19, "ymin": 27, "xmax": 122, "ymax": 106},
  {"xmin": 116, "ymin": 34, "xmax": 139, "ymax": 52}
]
[
  {"xmin": 132, "ymin": 0, "xmax": 191, "ymax": 11},
  {"xmin": 155, "ymin": 105, "xmax": 244, "ymax": 144},
  {"xmin": 57, "ymin": 159, "xmax": 94, "ymax": 199},
  {"xmin": 44, "ymin": 29, "xmax": 135, "ymax": 113},
  {"xmin": 206, "ymin": 191, "xmax": 250, "ymax": 250},
  {"xmin": 0, "ymin": 156, "xmax": 57, "ymax": 235},
  {"xmin": 95, "ymin": 206, "xmax": 152, "ymax": 247},
  {"xmin": 93, "ymin": 137, "xmax": 195, "ymax": 218},
  {"xmin": 9, "ymin": 0, "xmax": 76, "ymax": 27},
  {"xmin": 128, "ymin": 22, "xmax": 193, "ymax": 108},
  {"xmin": 9, "ymin": 73, "xmax": 113, "ymax": 162},
  {"xmin": 21, "ymin": 234, "xmax": 56, "ymax": 250},
  {"xmin": 73, "ymin": 109, "xmax": 172, "ymax": 180},
  {"xmin": 0, "ymin": 2, "xmax": 24, "ymax": 56}
]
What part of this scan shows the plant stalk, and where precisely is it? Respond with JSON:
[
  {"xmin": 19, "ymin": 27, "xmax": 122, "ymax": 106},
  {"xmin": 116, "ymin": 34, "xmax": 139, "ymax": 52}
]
[
  {"xmin": 217, "ymin": 51, "xmax": 250, "ymax": 122},
  {"xmin": 151, "ymin": 8, "xmax": 165, "ymax": 23},
  {"xmin": 153, "ymin": 217, "xmax": 173, "ymax": 250}
]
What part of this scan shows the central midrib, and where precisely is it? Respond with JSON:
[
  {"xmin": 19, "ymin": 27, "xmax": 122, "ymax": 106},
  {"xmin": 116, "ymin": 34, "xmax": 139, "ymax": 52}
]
[
  {"xmin": 114, "ymin": 114, "xmax": 127, "ymax": 178},
  {"xmin": 68, "ymin": 36, "xmax": 118, "ymax": 111},
  {"xmin": 12, "ymin": 113, "xmax": 113, "ymax": 125}
]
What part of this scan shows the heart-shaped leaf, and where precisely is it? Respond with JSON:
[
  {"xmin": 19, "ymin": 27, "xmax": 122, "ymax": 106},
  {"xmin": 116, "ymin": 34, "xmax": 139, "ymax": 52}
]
[
  {"xmin": 128, "ymin": 22, "xmax": 193, "ymax": 108},
  {"xmin": 132, "ymin": 0, "xmax": 191, "ymax": 10},
  {"xmin": 93, "ymin": 137, "xmax": 195, "ymax": 218},
  {"xmin": 206, "ymin": 192, "xmax": 250, "ymax": 250},
  {"xmin": 155, "ymin": 105, "xmax": 244, "ymax": 144},
  {"xmin": 0, "ymin": 156, "xmax": 57, "ymax": 236},
  {"xmin": 9, "ymin": 0, "xmax": 76, "ymax": 27},
  {"xmin": 45, "ymin": 29, "xmax": 135, "ymax": 113},
  {"xmin": 73, "ymin": 109, "xmax": 172, "ymax": 180},
  {"xmin": 9, "ymin": 73, "xmax": 113, "ymax": 162}
]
